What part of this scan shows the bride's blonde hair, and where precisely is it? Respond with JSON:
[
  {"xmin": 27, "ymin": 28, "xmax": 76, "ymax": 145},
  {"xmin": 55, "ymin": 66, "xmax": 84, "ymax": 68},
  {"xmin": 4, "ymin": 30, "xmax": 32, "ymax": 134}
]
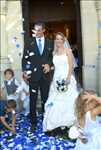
[{"xmin": 53, "ymin": 32, "xmax": 66, "ymax": 55}]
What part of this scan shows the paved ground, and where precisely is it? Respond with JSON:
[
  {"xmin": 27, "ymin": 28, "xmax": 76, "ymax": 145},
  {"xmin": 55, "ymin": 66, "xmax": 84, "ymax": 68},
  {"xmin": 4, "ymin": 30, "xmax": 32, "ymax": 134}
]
[{"xmin": 0, "ymin": 113, "xmax": 75, "ymax": 150}]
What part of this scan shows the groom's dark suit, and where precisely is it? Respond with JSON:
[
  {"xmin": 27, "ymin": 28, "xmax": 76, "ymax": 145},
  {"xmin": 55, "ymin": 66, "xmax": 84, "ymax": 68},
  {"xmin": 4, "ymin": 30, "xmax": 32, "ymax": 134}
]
[{"xmin": 22, "ymin": 36, "xmax": 54, "ymax": 126}]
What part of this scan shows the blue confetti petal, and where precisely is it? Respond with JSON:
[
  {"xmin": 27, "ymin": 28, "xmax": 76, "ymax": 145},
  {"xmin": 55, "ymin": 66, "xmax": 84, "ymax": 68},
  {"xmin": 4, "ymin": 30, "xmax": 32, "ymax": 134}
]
[
  {"xmin": 0, "ymin": 113, "xmax": 76, "ymax": 150},
  {"xmin": 16, "ymin": 43, "xmax": 20, "ymax": 48}
]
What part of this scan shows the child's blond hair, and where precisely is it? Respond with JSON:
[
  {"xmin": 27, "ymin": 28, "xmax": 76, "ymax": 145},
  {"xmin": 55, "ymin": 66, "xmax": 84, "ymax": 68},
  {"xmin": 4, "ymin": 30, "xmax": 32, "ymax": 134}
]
[{"xmin": 75, "ymin": 90, "xmax": 97, "ymax": 126}]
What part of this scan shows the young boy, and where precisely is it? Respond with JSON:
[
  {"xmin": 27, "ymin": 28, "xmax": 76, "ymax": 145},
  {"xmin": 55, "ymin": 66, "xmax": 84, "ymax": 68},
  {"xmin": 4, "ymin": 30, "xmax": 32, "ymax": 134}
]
[
  {"xmin": 0, "ymin": 99, "xmax": 16, "ymax": 134},
  {"xmin": 1, "ymin": 68, "xmax": 20, "ymax": 111}
]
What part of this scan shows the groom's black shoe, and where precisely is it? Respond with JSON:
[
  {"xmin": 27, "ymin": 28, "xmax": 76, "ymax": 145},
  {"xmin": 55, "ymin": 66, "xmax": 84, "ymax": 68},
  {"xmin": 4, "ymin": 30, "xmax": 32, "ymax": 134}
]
[
  {"xmin": 45, "ymin": 131, "xmax": 56, "ymax": 137},
  {"xmin": 30, "ymin": 124, "xmax": 36, "ymax": 132},
  {"xmin": 30, "ymin": 121, "xmax": 36, "ymax": 132},
  {"xmin": 45, "ymin": 129, "xmax": 59, "ymax": 137}
]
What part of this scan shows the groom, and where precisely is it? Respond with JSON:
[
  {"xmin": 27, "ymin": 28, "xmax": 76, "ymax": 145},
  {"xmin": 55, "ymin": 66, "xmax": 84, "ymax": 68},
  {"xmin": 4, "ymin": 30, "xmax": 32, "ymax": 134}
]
[{"xmin": 22, "ymin": 21, "xmax": 54, "ymax": 130}]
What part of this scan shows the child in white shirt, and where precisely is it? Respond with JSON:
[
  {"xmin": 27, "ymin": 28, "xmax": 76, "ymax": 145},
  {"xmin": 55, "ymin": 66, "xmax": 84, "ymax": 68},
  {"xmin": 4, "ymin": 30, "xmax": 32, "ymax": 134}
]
[{"xmin": 16, "ymin": 72, "xmax": 29, "ymax": 116}]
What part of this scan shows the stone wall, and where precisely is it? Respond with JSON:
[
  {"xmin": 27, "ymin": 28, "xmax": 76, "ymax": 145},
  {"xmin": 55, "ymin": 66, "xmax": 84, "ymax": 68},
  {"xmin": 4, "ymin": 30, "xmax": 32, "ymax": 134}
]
[
  {"xmin": 80, "ymin": 0, "xmax": 101, "ymax": 95},
  {"xmin": 0, "ymin": 0, "xmax": 24, "ymax": 84},
  {"xmin": 96, "ymin": 1, "xmax": 101, "ymax": 96}
]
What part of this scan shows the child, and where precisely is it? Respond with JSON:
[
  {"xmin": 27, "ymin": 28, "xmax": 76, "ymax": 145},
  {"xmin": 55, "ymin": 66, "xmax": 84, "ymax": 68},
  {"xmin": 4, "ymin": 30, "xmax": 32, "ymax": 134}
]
[
  {"xmin": 74, "ymin": 91, "xmax": 101, "ymax": 150},
  {"xmin": 16, "ymin": 72, "xmax": 29, "ymax": 116},
  {"xmin": 1, "ymin": 68, "xmax": 20, "ymax": 110},
  {"xmin": 0, "ymin": 99, "xmax": 16, "ymax": 134}
]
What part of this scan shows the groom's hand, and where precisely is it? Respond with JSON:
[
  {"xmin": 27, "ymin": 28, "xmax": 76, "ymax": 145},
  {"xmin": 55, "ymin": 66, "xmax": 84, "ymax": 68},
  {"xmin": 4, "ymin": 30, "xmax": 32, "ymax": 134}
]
[{"xmin": 42, "ymin": 64, "xmax": 50, "ymax": 74}]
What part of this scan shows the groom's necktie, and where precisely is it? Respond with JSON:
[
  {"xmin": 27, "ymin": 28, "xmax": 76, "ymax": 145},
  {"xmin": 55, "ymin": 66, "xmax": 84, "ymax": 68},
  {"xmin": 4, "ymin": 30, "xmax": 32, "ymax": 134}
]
[{"xmin": 38, "ymin": 39, "xmax": 42, "ymax": 55}]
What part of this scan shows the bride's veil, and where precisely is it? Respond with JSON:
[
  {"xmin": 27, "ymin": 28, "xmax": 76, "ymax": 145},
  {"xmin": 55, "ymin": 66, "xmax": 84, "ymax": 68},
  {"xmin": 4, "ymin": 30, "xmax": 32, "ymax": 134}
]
[
  {"xmin": 64, "ymin": 38, "xmax": 71, "ymax": 49},
  {"xmin": 64, "ymin": 39, "xmax": 77, "ymax": 68}
]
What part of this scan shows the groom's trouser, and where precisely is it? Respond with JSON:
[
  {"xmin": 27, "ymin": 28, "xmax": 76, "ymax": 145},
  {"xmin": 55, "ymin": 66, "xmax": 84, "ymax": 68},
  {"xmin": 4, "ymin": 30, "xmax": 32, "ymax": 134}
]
[{"xmin": 29, "ymin": 76, "xmax": 50, "ymax": 125}]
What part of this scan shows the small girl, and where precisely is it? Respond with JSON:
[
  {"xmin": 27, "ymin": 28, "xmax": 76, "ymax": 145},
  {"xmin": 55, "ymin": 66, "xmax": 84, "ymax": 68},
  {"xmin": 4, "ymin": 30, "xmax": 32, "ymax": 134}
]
[
  {"xmin": 1, "ymin": 68, "xmax": 20, "ymax": 103},
  {"xmin": 74, "ymin": 90, "xmax": 101, "ymax": 150},
  {"xmin": 16, "ymin": 72, "xmax": 29, "ymax": 116}
]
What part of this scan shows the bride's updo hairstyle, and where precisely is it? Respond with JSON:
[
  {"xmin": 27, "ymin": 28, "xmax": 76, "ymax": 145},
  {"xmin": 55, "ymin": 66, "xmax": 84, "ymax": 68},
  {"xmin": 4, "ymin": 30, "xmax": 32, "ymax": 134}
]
[{"xmin": 53, "ymin": 32, "xmax": 66, "ymax": 55}]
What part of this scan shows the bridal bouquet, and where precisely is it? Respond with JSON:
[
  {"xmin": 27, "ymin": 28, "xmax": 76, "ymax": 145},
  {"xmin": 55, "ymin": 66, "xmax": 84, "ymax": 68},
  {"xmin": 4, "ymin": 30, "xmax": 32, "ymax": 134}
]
[{"xmin": 56, "ymin": 79, "xmax": 70, "ymax": 93}]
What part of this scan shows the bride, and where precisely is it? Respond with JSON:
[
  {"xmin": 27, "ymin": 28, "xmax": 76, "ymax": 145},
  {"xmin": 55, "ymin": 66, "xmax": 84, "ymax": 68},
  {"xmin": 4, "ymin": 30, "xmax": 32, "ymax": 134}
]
[{"xmin": 43, "ymin": 32, "xmax": 78, "ymax": 132}]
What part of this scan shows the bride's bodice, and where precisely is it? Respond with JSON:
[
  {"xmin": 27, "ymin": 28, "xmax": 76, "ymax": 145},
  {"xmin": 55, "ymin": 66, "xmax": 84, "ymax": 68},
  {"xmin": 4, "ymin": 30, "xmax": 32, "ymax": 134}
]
[{"xmin": 53, "ymin": 54, "xmax": 69, "ymax": 80}]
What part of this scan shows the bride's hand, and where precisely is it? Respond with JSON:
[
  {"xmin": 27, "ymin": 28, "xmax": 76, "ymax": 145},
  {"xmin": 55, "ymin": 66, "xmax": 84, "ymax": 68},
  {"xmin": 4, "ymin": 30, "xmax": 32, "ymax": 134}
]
[{"xmin": 65, "ymin": 78, "xmax": 70, "ymax": 85}]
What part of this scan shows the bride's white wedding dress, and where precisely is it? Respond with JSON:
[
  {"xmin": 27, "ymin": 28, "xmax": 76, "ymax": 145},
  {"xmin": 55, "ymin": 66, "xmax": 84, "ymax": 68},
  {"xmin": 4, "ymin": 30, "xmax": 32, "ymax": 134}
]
[{"xmin": 43, "ymin": 53, "xmax": 78, "ymax": 132}]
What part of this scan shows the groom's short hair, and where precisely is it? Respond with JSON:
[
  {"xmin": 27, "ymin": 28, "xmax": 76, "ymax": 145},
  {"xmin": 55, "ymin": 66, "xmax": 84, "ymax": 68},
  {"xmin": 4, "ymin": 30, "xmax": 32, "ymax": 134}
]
[{"xmin": 34, "ymin": 21, "xmax": 45, "ymax": 29}]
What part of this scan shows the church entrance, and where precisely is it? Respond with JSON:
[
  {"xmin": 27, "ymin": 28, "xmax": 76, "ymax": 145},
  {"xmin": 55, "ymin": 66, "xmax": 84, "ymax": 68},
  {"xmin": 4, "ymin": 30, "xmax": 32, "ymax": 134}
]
[{"xmin": 22, "ymin": 0, "xmax": 83, "ymax": 86}]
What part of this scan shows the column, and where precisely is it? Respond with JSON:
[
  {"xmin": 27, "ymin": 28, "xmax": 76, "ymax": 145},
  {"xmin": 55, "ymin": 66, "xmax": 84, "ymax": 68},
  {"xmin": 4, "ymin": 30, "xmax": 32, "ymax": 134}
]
[
  {"xmin": 80, "ymin": 0, "xmax": 98, "ymax": 91},
  {"xmin": 95, "ymin": 1, "xmax": 101, "ymax": 96},
  {"xmin": 6, "ymin": 0, "xmax": 24, "ymax": 80},
  {"xmin": 0, "ymin": 0, "xmax": 11, "ymax": 85}
]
